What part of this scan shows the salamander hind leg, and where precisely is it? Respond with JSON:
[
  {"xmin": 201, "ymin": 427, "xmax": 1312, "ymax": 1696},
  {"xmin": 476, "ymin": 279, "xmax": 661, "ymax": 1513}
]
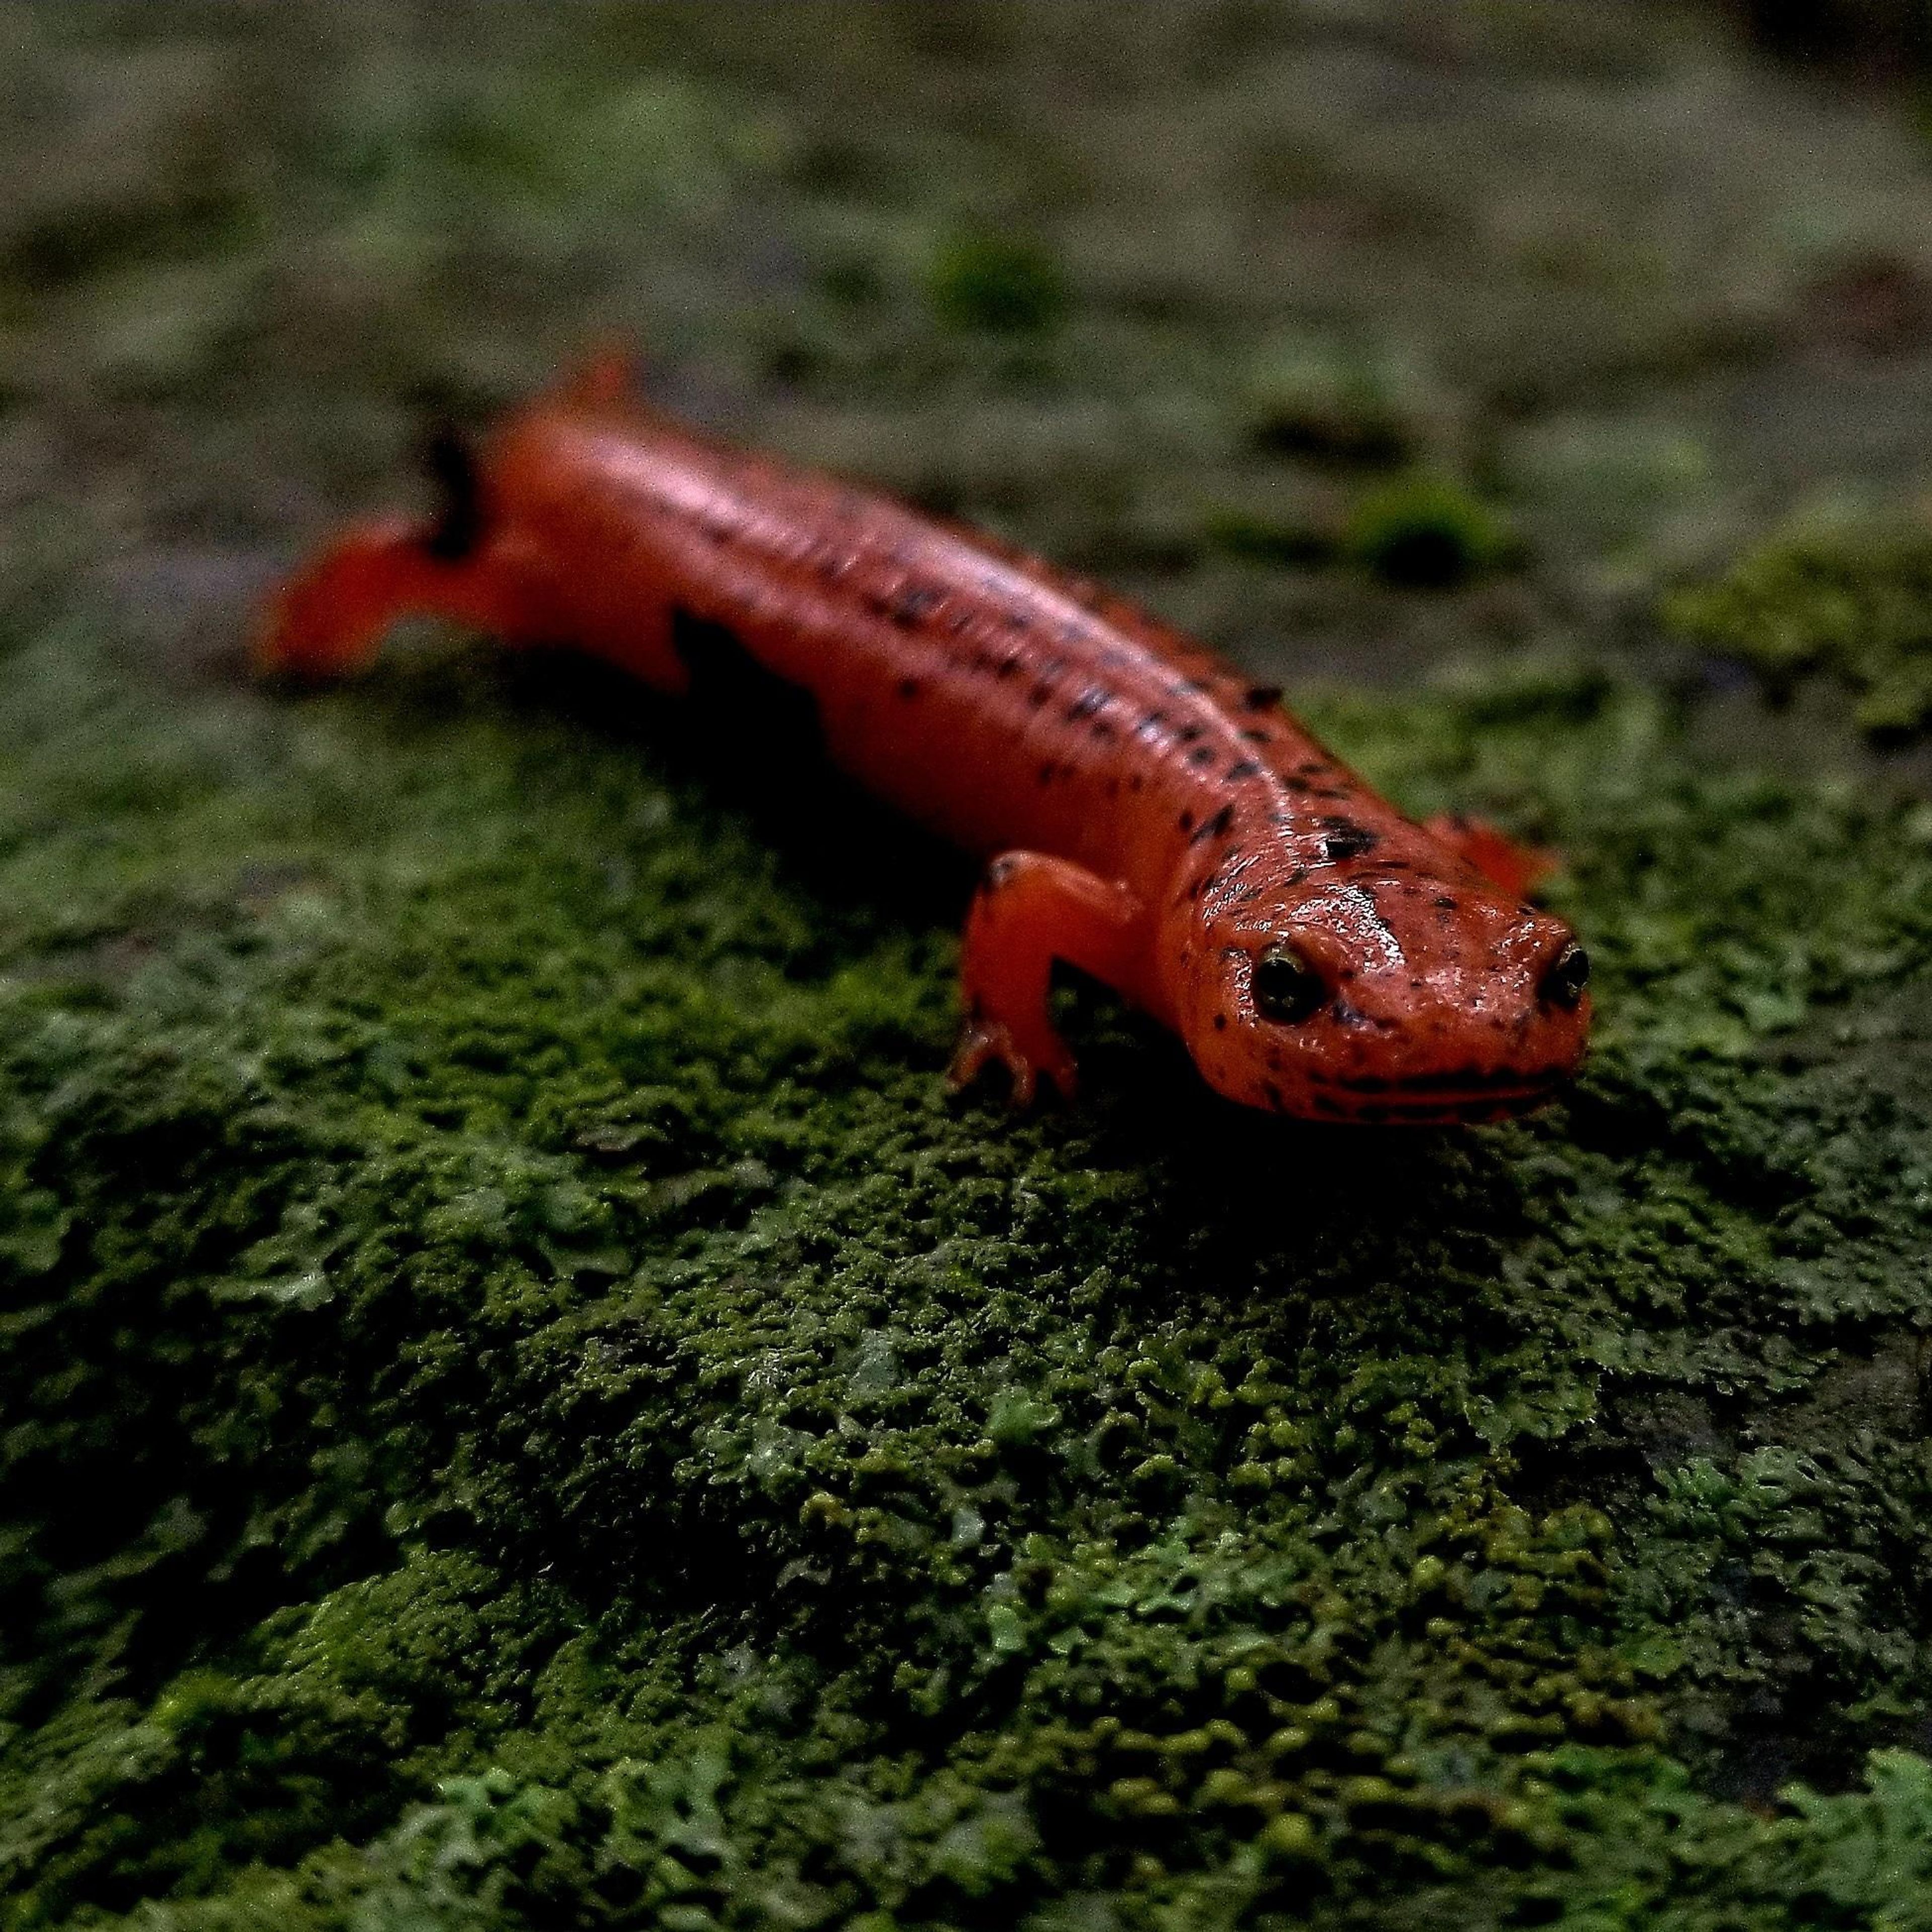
[
  {"xmin": 947, "ymin": 852, "xmax": 1147, "ymax": 1107},
  {"xmin": 257, "ymin": 431, "xmax": 530, "ymax": 680}
]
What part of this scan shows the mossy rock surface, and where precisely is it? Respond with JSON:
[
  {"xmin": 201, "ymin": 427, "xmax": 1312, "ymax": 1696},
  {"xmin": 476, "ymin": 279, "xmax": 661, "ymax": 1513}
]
[
  {"xmin": 7, "ymin": 6, "xmax": 1932, "ymax": 1928},
  {"xmin": 1664, "ymin": 521, "xmax": 1932, "ymax": 739}
]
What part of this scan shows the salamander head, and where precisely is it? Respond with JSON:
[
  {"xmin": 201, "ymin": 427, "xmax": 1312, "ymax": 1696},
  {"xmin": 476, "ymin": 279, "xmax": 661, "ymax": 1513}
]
[{"xmin": 1172, "ymin": 865, "xmax": 1590, "ymax": 1122}]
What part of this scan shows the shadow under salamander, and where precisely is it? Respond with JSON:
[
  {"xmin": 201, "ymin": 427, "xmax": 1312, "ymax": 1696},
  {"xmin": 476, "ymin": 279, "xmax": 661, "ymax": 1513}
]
[{"xmin": 321, "ymin": 616, "xmax": 1535, "ymax": 1303}]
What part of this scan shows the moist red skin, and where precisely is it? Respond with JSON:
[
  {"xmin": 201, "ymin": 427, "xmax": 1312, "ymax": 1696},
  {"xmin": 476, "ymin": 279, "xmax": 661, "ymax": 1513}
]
[{"xmin": 258, "ymin": 359, "xmax": 1590, "ymax": 1122}]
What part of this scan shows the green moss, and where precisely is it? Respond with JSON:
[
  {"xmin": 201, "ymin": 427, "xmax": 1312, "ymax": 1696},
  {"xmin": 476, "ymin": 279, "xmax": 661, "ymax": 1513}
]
[
  {"xmin": 1662, "ymin": 523, "xmax": 1932, "ymax": 739},
  {"xmin": 0, "ymin": 621, "xmax": 1928, "ymax": 1927},
  {"xmin": 1198, "ymin": 501, "xmax": 1336, "ymax": 567},
  {"xmin": 1241, "ymin": 335, "xmax": 1429, "ymax": 466},
  {"xmin": 924, "ymin": 229, "xmax": 1067, "ymax": 336},
  {"xmin": 1342, "ymin": 475, "xmax": 1516, "ymax": 589}
]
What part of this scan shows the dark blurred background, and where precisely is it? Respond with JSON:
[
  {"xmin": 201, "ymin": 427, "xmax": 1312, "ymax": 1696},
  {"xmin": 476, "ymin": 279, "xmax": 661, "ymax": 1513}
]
[{"xmin": 4, "ymin": 0, "xmax": 1932, "ymax": 734}]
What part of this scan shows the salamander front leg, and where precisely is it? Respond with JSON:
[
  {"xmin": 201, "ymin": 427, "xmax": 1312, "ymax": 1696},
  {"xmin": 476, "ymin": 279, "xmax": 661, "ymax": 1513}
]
[
  {"xmin": 1422, "ymin": 813, "xmax": 1558, "ymax": 900},
  {"xmin": 947, "ymin": 852, "xmax": 1147, "ymax": 1106}
]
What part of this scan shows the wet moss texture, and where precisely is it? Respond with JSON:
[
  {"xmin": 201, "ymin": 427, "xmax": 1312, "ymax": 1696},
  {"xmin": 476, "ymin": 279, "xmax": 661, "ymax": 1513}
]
[{"xmin": 7, "ymin": 5, "xmax": 1932, "ymax": 1926}]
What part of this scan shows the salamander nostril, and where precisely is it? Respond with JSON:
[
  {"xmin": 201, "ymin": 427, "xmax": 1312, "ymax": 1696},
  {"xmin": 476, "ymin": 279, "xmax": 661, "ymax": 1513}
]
[{"xmin": 1540, "ymin": 941, "xmax": 1590, "ymax": 1010}]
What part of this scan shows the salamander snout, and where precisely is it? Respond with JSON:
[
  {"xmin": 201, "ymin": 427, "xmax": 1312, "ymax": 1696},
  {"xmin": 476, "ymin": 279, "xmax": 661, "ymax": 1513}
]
[{"xmin": 1178, "ymin": 881, "xmax": 1591, "ymax": 1123}]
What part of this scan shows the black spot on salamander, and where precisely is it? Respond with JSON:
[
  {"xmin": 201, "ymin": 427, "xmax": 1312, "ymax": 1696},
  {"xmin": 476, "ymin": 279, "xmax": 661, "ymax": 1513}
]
[
  {"xmin": 1175, "ymin": 723, "xmax": 1204, "ymax": 745},
  {"xmin": 1243, "ymin": 685, "xmax": 1283, "ymax": 710},
  {"xmin": 1241, "ymin": 728, "xmax": 1272, "ymax": 744},
  {"xmin": 423, "ymin": 424, "xmax": 485, "ymax": 561},
  {"xmin": 888, "ymin": 585, "xmax": 944, "ymax": 628},
  {"xmin": 1226, "ymin": 759, "xmax": 1261, "ymax": 780},
  {"xmin": 1179, "ymin": 809, "xmax": 1195, "ymax": 833},
  {"xmin": 1188, "ymin": 745, "xmax": 1217, "ymax": 766},
  {"xmin": 1066, "ymin": 686, "xmax": 1110, "ymax": 722},
  {"xmin": 1040, "ymin": 654, "xmax": 1071, "ymax": 681},
  {"xmin": 1319, "ymin": 821, "xmax": 1380, "ymax": 862},
  {"xmin": 1129, "ymin": 773, "xmax": 1144, "ymax": 791},
  {"xmin": 1213, "ymin": 1011, "xmax": 1228, "ymax": 1030},
  {"xmin": 1091, "ymin": 720, "xmax": 1115, "ymax": 741},
  {"xmin": 897, "ymin": 678, "xmax": 922, "ymax": 700},
  {"xmin": 1028, "ymin": 683, "xmax": 1056, "ymax": 708},
  {"xmin": 1434, "ymin": 895, "xmax": 1459, "ymax": 911},
  {"xmin": 1263, "ymin": 1080, "xmax": 1290, "ymax": 1112},
  {"xmin": 995, "ymin": 655, "xmax": 1022, "ymax": 678},
  {"xmin": 1004, "ymin": 611, "xmax": 1030, "ymax": 632},
  {"xmin": 1189, "ymin": 803, "xmax": 1235, "ymax": 847}
]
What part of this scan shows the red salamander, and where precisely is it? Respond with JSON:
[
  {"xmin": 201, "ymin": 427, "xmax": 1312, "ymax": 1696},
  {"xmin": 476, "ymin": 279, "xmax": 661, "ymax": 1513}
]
[{"xmin": 259, "ymin": 356, "xmax": 1590, "ymax": 1123}]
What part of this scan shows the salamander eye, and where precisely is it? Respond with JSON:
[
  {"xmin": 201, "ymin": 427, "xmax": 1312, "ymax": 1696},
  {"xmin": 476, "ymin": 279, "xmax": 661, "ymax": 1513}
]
[
  {"xmin": 1540, "ymin": 941, "xmax": 1590, "ymax": 1010},
  {"xmin": 1252, "ymin": 943, "xmax": 1326, "ymax": 1025}
]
